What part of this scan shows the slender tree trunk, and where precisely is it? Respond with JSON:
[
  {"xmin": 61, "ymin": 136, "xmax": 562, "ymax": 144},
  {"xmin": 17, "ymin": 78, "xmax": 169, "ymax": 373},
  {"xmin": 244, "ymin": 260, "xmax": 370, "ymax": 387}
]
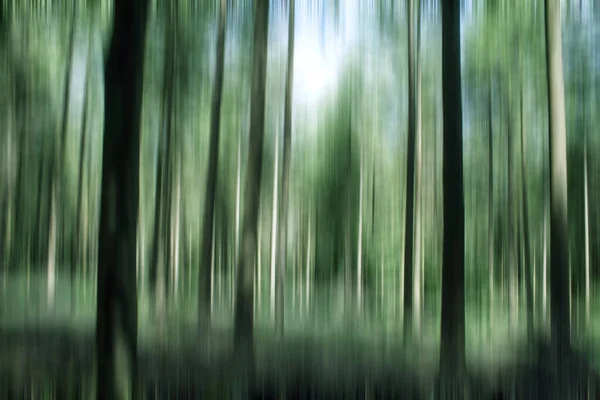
[
  {"xmin": 357, "ymin": 151, "xmax": 364, "ymax": 311},
  {"xmin": 519, "ymin": 85, "xmax": 534, "ymax": 341},
  {"xmin": 402, "ymin": 0, "xmax": 417, "ymax": 341},
  {"xmin": 149, "ymin": 11, "xmax": 175, "ymax": 325},
  {"xmin": 345, "ymin": 105, "xmax": 354, "ymax": 318},
  {"xmin": 173, "ymin": 155, "xmax": 181, "ymax": 297},
  {"xmin": 234, "ymin": 0, "xmax": 270, "ymax": 364},
  {"xmin": 488, "ymin": 76, "xmax": 494, "ymax": 322},
  {"xmin": 95, "ymin": 0, "xmax": 149, "ymax": 397},
  {"xmin": 545, "ymin": 0, "xmax": 570, "ymax": 351},
  {"xmin": 0, "ymin": 189, "xmax": 6, "ymax": 269},
  {"xmin": 34, "ymin": 125, "xmax": 47, "ymax": 266},
  {"xmin": 199, "ymin": 0, "xmax": 228, "ymax": 328},
  {"xmin": 543, "ymin": 202, "xmax": 548, "ymax": 323},
  {"xmin": 275, "ymin": 0, "xmax": 295, "ymax": 336},
  {"xmin": 507, "ymin": 87, "xmax": 519, "ymax": 331},
  {"xmin": 269, "ymin": 133, "xmax": 279, "ymax": 318},
  {"xmin": 305, "ymin": 212, "xmax": 311, "ymax": 313},
  {"xmin": 47, "ymin": 190, "xmax": 58, "ymax": 306},
  {"xmin": 531, "ymin": 238, "xmax": 539, "ymax": 323},
  {"xmin": 439, "ymin": 0, "xmax": 465, "ymax": 380},
  {"xmin": 47, "ymin": 11, "xmax": 77, "ymax": 307},
  {"xmin": 413, "ymin": 4, "xmax": 423, "ymax": 335},
  {"xmin": 149, "ymin": 130, "xmax": 165, "ymax": 308},
  {"xmin": 255, "ymin": 223, "xmax": 262, "ymax": 315},
  {"xmin": 235, "ymin": 135, "xmax": 242, "ymax": 263},
  {"xmin": 210, "ymin": 219, "xmax": 216, "ymax": 313},
  {"xmin": 584, "ymin": 115, "xmax": 590, "ymax": 324},
  {"xmin": 10, "ymin": 98, "xmax": 27, "ymax": 270},
  {"xmin": 71, "ymin": 35, "xmax": 91, "ymax": 315}
]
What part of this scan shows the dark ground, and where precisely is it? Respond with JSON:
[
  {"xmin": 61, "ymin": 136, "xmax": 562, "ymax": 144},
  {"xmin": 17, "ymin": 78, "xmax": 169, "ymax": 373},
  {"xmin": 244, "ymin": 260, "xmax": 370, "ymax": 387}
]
[{"xmin": 0, "ymin": 325, "xmax": 598, "ymax": 399}]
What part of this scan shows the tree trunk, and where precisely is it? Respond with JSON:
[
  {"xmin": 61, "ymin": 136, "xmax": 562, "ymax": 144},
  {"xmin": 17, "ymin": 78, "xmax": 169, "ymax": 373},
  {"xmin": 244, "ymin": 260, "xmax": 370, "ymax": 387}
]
[
  {"xmin": 507, "ymin": 86, "xmax": 518, "ymax": 332},
  {"xmin": 10, "ymin": 92, "xmax": 27, "ymax": 270},
  {"xmin": 305, "ymin": 211, "xmax": 312, "ymax": 313},
  {"xmin": 0, "ymin": 188, "xmax": 6, "ymax": 268},
  {"xmin": 95, "ymin": 0, "xmax": 149, "ymax": 397},
  {"xmin": 34, "ymin": 123, "xmax": 48, "ymax": 266},
  {"xmin": 200, "ymin": 0, "xmax": 228, "ymax": 329},
  {"xmin": 275, "ymin": 0, "xmax": 295, "ymax": 336},
  {"xmin": 46, "ymin": 190, "xmax": 58, "ymax": 306},
  {"xmin": 519, "ymin": 85, "xmax": 534, "ymax": 342},
  {"xmin": 357, "ymin": 150, "xmax": 364, "ymax": 311},
  {"xmin": 234, "ymin": 0, "xmax": 270, "ymax": 364},
  {"xmin": 172, "ymin": 154, "xmax": 182, "ymax": 297},
  {"xmin": 71, "ymin": 29, "xmax": 92, "ymax": 315},
  {"xmin": 402, "ymin": 0, "xmax": 417, "ymax": 341},
  {"xmin": 345, "ymin": 104, "xmax": 354, "ymax": 318},
  {"xmin": 149, "ymin": 10, "xmax": 175, "ymax": 325},
  {"xmin": 488, "ymin": 75, "xmax": 494, "ymax": 323},
  {"xmin": 544, "ymin": 0, "xmax": 570, "ymax": 350},
  {"xmin": 235, "ymin": 134, "xmax": 242, "ymax": 263},
  {"xmin": 584, "ymin": 109, "xmax": 590, "ymax": 324},
  {"xmin": 543, "ymin": 202, "xmax": 548, "ymax": 323},
  {"xmin": 439, "ymin": 0, "xmax": 465, "ymax": 380},
  {"xmin": 269, "ymin": 132, "xmax": 279, "ymax": 318},
  {"xmin": 47, "ymin": 10, "xmax": 77, "ymax": 307},
  {"xmin": 210, "ymin": 219, "xmax": 216, "ymax": 313},
  {"xmin": 255, "ymin": 223, "xmax": 262, "ymax": 315},
  {"xmin": 413, "ymin": 2, "xmax": 423, "ymax": 335}
]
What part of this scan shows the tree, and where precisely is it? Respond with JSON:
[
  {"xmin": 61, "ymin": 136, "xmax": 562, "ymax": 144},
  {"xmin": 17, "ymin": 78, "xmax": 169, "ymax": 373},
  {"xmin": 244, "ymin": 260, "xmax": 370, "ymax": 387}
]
[
  {"xmin": 149, "ymin": 3, "xmax": 176, "ymax": 327},
  {"xmin": 439, "ymin": 0, "xmax": 466, "ymax": 380},
  {"xmin": 199, "ymin": 0, "xmax": 228, "ymax": 329},
  {"xmin": 71, "ymin": 26, "xmax": 92, "ymax": 315},
  {"xmin": 234, "ymin": 0, "xmax": 270, "ymax": 360},
  {"xmin": 507, "ymin": 82, "xmax": 517, "ymax": 330},
  {"xmin": 402, "ymin": 0, "xmax": 418, "ymax": 341},
  {"xmin": 412, "ymin": 0, "xmax": 423, "ymax": 334},
  {"xmin": 583, "ymin": 89, "xmax": 590, "ymax": 324},
  {"xmin": 519, "ymin": 84, "xmax": 534, "ymax": 341},
  {"xmin": 275, "ymin": 0, "xmax": 295, "ymax": 336},
  {"xmin": 95, "ymin": 0, "xmax": 149, "ymax": 397},
  {"xmin": 544, "ymin": 0, "xmax": 570, "ymax": 351},
  {"xmin": 47, "ymin": 9, "xmax": 77, "ymax": 306},
  {"xmin": 487, "ymin": 75, "xmax": 494, "ymax": 321}
]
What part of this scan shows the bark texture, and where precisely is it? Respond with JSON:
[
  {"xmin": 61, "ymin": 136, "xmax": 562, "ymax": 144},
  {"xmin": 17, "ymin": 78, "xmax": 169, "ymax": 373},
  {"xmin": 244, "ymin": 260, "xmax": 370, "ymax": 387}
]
[
  {"xmin": 439, "ymin": 0, "xmax": 466, "ymax": 379},
  {"xmin": 234, "ymin": 0, "xmax": 270, "ymax": 361},
  {"xmin": 544, "ymin": 0, "xmax": 570, "ymax": 350},
  {"xmin": 95, "ymin": 0, "xmax": 149, "ymax": 397},
  {"xmin": 199, "ymin": 0, "xmax": 228, "ymax": 328},
  {"xmin": 275, "ymin": 0, "xmax": 295, "ymax": 336}
]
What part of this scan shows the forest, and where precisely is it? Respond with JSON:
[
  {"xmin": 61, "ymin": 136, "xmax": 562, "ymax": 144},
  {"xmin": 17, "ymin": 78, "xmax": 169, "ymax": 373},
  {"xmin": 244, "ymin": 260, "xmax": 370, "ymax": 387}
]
[{"xmin": 0, "ymin": 0, "xmax": 599, "ymax": 398}]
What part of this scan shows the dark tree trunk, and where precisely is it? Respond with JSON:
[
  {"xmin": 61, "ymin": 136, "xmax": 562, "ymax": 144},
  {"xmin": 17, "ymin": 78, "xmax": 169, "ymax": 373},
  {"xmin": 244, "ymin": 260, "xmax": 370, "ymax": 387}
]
[
  {"xmin": 0, "ymin": 190, "xmax": 6, "ymax": 267},
  {"xmin": 199, "ymin": 0, "xmax": 228, "ymax": 329},
  {"xmin": 10, "ymin": 73, "xmax": 27, "ymax": 269},
  {"xmin": 34, "ymin": 128, "xmax": 48, "ymax": 264},
  {"xmin": 149, "ymin": 7, "xmax": 176, "ymax": 322},
  {"xmin": 544, "ymin": 0, "xmax": 570, "ymax": 351},
  {"xmin": 234, "ymin": 0, "xmax": 270, "ymax": 364},
  {"xmin": 276, "ymin": 0, "xmax": 295, "ymax": 336},
  {"xmin": 488, "ymin": 75, "xmax": 494, "ymax": 320},
  {"xmin": 439, "ymin": 0, "xmax": 466, "ymax": 380},
  {"xmin": 507, "ymin": 86, "xmax": 517, "ymax": 326},
  {"xmin": 402, "ymin": 0, "xmax": 417, "ymax": 341},
  {"xmin": 95, "ymin": 0, "xmax": 149, "ymax": 397}
]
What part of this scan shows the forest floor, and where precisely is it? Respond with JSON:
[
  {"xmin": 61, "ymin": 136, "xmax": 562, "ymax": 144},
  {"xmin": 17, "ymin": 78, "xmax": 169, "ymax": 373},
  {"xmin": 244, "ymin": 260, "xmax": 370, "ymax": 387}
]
[
  {"xmin": 1, "ymin": 274, "xmax": 600, "ymax": 398},
  {"xmin": 0, "ymin": 318, "xmax": 599, "ymax": 399}
]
